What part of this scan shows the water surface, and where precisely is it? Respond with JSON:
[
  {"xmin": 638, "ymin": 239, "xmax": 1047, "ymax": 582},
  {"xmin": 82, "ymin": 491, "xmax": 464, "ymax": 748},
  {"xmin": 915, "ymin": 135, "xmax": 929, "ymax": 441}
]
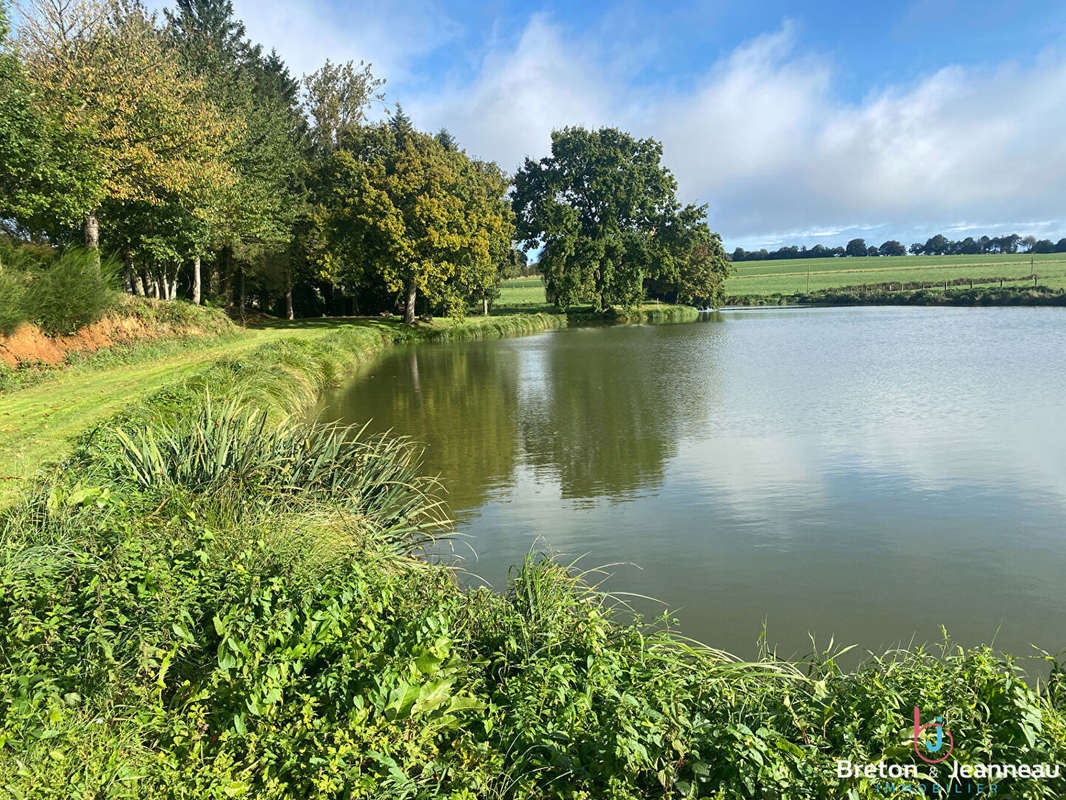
[{"xmin": 318, "ymin": 307, "xmax": 1066, "ymax": 663}]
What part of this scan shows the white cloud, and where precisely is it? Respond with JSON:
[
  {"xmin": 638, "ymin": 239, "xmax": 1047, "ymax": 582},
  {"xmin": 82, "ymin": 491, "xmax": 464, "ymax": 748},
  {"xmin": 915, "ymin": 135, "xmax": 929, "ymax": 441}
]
[
  {"xmin": 405, "ymin": 18, "xmax": 1066, "ymax": 245},
  {"xmin": 407, "ymin": 15, "xmax": 616, "ymax": 167},
  {"xmin": 147, "ymin": 0, "xmax": 464, "ymax": 82}
]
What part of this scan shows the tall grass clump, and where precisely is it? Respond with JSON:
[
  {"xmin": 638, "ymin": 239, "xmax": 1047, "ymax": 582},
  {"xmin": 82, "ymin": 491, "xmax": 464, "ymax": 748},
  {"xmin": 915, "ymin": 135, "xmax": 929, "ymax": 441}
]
[
  {"xmin": 0, "ymin": 241, "xmax": 120, "ymax": 335},
  {"xmin": 88, "ymin": 393, "xmax": 449, "ymax": 548},
  {"xmin": 26, "ymin": 248, "xmax": 120, "ymax": 334}
]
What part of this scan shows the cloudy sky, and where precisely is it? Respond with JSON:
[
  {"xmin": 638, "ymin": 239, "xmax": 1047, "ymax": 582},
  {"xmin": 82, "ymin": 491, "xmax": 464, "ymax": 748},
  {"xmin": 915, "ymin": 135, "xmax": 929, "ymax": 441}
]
[{"xmin": 198, "ymin": 0, "xmax": 1066, "ymax": 250}]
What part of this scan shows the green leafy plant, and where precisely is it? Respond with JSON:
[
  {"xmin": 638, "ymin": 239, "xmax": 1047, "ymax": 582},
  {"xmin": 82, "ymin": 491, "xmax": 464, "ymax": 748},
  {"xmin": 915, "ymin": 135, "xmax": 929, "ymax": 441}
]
[{"xmin": 25, "ymin": 248, "xmax": 120, "ymax": 335}]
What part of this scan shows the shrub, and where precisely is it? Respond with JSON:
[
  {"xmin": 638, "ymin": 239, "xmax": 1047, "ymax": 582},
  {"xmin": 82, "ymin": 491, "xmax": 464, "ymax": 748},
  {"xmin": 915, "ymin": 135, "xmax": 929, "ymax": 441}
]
[
  {"xmin": 0, "ymin": 265, "xmax": 27, "ymax": 334},
  {"xmin": 24, "ymin": 248, "xmax": 119, "ymax": 335}
]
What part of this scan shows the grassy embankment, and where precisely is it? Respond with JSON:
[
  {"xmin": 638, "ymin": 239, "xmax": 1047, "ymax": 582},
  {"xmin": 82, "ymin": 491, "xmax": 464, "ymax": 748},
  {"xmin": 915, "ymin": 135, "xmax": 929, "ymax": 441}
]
[
  {"xmin": 0, "ymin": 308, "xmax": 573, "ymax": 506},
  {"xmin": 1, "ymin": 301, "xmax": 1065, "ymax": 798},
  {"xmin": 496, "ymin": 277, "xmax": 702, "ymax": 323}
]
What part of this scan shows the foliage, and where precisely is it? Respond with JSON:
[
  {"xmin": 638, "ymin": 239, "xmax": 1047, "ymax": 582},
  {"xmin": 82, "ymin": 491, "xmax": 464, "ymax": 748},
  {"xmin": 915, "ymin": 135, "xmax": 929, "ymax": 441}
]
[
  {"xmin": 317, "ymin": 112, "xmax": 513, "ymax": 322},
  {"xmin": 16, "ymin": 0, "xmax": 237, "ymax": 238},
  {"xmin": 0, "ymin": 265, "xmax": 26, "ymax": 333},
  {"xmin": 1, "ymin": 419, "xmax": 1065, "ymax": 798},
  {"xmin": 733, "ymin": 231, "xmax": 1066, "ymax": 262},
  {"xmin": 1, "ymin": 314, "xmax": 1065, "ymax": 797},
  {"xmin": 303, "ymin": 58, "xmax": 384, "ymax": 154},
  {"xmin": 729, "ymin": 285, "xmax": 1066, "ymax": 308},
  {"xmin": 513, "ymin": 126, "xmax": 727, "ymax": 312},
  {"xmin": 0, "ymin": 243, "xmax": 118, "ymax": 335},
  {"xmin": 24, "ymin": 247, "xmax": 119, "ymax": 334}
]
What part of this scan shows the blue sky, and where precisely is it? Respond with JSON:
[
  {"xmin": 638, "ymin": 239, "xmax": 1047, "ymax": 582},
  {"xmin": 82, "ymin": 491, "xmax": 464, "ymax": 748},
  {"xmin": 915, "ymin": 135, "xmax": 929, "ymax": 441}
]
[{"xmin": 201, "ymin": 0, "xmax": 1066, "ymax": 249}]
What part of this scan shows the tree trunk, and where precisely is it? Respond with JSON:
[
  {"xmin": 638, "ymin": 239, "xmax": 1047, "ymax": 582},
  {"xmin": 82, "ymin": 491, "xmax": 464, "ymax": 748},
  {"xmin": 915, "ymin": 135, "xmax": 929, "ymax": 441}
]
[
  {"xmin": 209, "ymin": 259, "xmax": 221, "ymax": 298},
  {"xmin": 192, "ymin": 256, "xmax": 201, "ymax": 305},
  {"xmin": 239, "ymin": 269, "xmax": 246, "ymax": 313},
  {"xmin": 285, "ymin": 266, "xmax": 294, "ymax": 320},
  {"xmin": 124, "ymin": 257, "xmax": 142, "ymax": 295},
  {"xmin": 483, "ymin": 297, "xmax": 489, "ymax": 316},
  {"xmin": 83, "ymin": 213, "xmax": 99, "ymax": 249},
  {"xmin": 404, "ymin": 276, "xmax": 417, "ymax": 324}
]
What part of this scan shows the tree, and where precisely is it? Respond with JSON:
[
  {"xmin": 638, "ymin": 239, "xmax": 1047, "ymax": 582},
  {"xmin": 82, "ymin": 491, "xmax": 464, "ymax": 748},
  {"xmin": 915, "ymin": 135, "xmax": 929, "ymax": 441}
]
[
  {"xmin": 921, "ymin": 234, "xmax": 949, "ymax": 255},
  {"xmin": 322, "ymin": 114, "xmax": 510, "ymax": 323},
  {"xmin": 879, "ymin": 240, "xmax": 905, "ymax": 257},
  {"xmin": 17, "ymin": 0, "xmax": 235, "ymax": 253},
  {"xmin": 302, "ymin": 58, "xmax": 383, "ymax": 154},
  {"xmin": 845, "ymin": 238, "xmax": 867, "ymax": 257},
  {"xmin": 649, "ymin": 203, "xmax": 730, "ymax": 306},
  {"xmin": 513, "ymin": 127, "xmax": 686, "ymax": 311},
  {"xmin": 166, "ymin": 0, "xmax": 308, "ymax": 309}
]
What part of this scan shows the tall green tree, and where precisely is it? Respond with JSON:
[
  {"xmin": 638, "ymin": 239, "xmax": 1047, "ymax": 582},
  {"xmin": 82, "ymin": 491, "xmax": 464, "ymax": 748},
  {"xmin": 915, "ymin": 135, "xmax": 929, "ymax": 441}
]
[
  {"xmin": 165, "ymin": 0, "xmax": 306, "ymax": 310},
  {"xmin": 17, "ymin": 0, "xmax": 235, "ymax": 252},
  {"xmin": 512, "ymin": 127, "xmax": 674, "ymax": 311},
  {"xmin": 303, "ymin": 58, "xmax": 384, "ymax": 154},
  {"xmin": 1, "ymin": 1, "xmax": 101, "ymax": 238},
  {"xmin": 321, "ymin": 113, "xmax": 511, "ymax": 323},
  {"xmin": 513, "ymin": 126, "xmax": 724, "ymax": 311}
]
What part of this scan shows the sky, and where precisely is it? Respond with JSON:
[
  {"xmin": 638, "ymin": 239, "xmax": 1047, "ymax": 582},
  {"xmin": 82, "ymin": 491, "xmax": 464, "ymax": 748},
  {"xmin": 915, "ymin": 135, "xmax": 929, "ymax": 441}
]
[{"xmin": 182, "ymin": 0, "xmax": 1066, "ymax": 250}]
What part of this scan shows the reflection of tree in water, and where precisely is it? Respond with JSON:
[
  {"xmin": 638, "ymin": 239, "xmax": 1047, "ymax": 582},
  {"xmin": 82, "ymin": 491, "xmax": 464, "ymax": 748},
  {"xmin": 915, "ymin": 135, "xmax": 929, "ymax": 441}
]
[
  {"xmin": 321, "ymin": 343, "xmax": 522, "ymax": 514},
  {"xmin": 517, "ymin": 326, "xmax": 710, "ymax": 500},
  {"xmin": 321, "ymin": 323, "xmax": 720, "ymax": 512}
]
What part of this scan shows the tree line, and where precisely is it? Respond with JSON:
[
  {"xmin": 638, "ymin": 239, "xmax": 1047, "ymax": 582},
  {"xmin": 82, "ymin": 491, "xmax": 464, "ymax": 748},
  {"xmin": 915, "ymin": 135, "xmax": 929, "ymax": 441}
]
[
  {"xmin": 731, "ymin": 233, "xmax": 1066, "ymax": 262},
  {"xmin": 0, "ymin": 0, "xmax": 728, "ymax": 322}
]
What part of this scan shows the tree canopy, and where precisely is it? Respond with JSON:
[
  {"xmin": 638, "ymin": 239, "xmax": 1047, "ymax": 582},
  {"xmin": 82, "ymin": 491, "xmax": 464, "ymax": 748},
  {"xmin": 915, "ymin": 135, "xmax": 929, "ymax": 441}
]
[
  {"xmin": 513, "ymin": 126, "xmax": 728, "ymax": 311},
  {"xmin": 2, "ymin": 5, "xmax": 730, "ymax": 319}
]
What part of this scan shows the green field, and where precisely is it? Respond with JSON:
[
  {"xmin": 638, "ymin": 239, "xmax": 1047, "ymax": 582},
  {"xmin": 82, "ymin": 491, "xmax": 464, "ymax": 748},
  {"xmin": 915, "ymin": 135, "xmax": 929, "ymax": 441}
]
[
  {"xmin": 729, "ymin": 252, "xmax": 1066, "ymax": 296},
  {"xmin": 499, "ymin": 275, "xmax": 548, "ymax": 305},
  {"xmin": 500, "ymin": 254, "xmax": 1066, "ymax": 304}
]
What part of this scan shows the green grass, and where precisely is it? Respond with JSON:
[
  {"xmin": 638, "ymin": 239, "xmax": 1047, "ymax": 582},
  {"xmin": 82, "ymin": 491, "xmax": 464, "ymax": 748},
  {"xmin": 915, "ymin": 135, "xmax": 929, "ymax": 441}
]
[
  {"xmin": 0, "ymin": 323, "xmax": 342, "ymax": 504},
  {"xmin": 0, "ymin": 314, "xmax": 577, "ymax": 506},
  {"xmin": 727, "ymin": 253, "xmax": 1066, "ymax": 296},
  {"xmin": 498, "ymin": 275, "xmax": 547, "ymax": 305},
  {"xmin": 498, "ymin": 256, "xmax": 1066, "ymax": 304}
]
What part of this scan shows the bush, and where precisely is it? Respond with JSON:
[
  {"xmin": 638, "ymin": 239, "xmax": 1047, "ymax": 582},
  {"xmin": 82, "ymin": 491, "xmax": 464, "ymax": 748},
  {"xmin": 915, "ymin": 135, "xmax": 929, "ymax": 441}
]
[
  {"xmin": 0, "ymin": 265, "xmax": 27, "ymax": 334},
  {"xmin": 25, "ymin": 248, "xmax": 119, "ymax": 335},
  {"xmin": 0, "ymin": 241, "xmax": 120, "ymax": 336}
]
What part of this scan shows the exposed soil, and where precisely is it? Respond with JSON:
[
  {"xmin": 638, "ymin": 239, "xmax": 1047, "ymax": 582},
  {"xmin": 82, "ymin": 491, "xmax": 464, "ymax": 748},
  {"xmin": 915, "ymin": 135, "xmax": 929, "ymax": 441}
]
[{"xmin": 0, "ymin": 313, "xmax": 208, "ymax": 369}]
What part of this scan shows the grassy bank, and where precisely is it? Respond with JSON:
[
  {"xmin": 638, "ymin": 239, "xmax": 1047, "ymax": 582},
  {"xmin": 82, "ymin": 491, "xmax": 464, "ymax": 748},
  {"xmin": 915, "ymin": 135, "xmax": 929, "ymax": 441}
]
[
  {"xmin": 0, "ymin": 296, "xmax": 238, "ymax": 391},
  {"xmin": 1, "ymin": 326, "xmax": 1064, "ymax": 798},
  {"xmin": 0, "ymin": 312, "xmax": 583, "ymax": 506},
  {"xmin": 727, "ymin": 285, "xmax": 1066, "ymax": 308}
]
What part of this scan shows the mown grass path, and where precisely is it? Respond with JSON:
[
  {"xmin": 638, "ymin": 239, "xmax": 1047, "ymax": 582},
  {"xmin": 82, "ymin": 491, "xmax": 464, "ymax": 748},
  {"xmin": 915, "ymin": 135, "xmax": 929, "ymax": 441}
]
[{"xmin": 0, "ymin": 325, "xmax": 334, "ymax": 502}]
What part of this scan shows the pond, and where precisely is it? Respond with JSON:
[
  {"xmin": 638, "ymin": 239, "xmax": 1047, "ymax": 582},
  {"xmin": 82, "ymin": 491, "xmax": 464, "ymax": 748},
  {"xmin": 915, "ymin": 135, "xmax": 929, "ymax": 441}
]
[{"xmin": 317, "ymin": 306, "xmax": 1066, "ymax": 663}]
